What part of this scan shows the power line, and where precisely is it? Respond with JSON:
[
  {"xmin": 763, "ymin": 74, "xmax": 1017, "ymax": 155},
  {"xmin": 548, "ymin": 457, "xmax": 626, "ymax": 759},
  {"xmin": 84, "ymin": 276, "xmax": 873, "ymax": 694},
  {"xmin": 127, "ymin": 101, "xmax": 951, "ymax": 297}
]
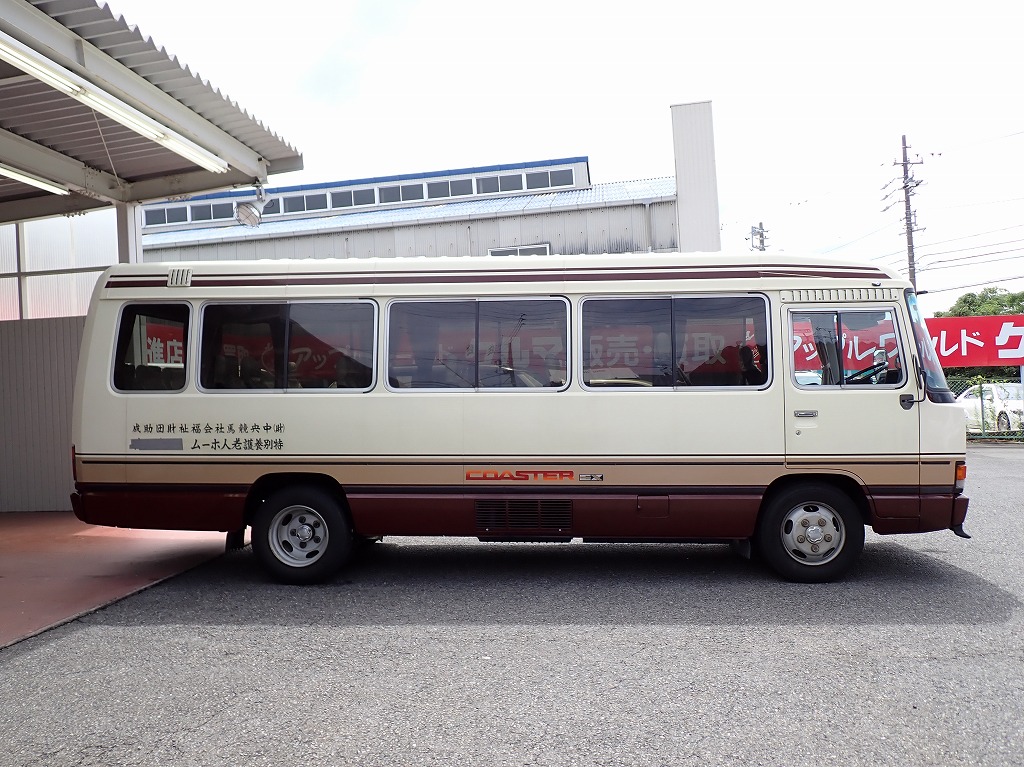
[
  {"xmin": 932, "ymin": 195, "xmax": 1024, "ymax": 211},
  {"xmin": 924, "ymin": 274, "xmax": 1024, "ymax": 294},
  {"xmin": 873, "ymin": 223, "xmax": 1024, "ymax": 260},
  {"xmin": 823, "ymin": 222, "xmax": 901, "ymax": 254},
  {"xmin": 916, "ymin": 237, "xmax": 1024, "ymax": 262},
  {"xmin": 918, "ymin": 246, "xmax": 1024, "ymax": 271}
]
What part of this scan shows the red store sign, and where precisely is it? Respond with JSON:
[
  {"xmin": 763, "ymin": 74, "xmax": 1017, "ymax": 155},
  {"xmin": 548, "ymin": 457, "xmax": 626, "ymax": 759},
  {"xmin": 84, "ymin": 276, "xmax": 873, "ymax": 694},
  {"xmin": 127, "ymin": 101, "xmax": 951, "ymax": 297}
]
[{"xmin": 926, "ymin": 315, "xmax": 1024, "ymax": 368}]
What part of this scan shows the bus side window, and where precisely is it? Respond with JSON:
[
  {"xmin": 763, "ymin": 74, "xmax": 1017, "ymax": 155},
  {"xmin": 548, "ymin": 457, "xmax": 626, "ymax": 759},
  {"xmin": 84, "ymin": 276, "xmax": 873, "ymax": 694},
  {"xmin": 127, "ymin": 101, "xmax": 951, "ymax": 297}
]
[
  {"xmin": 791, "ymin": 309, "xmax": 904, "ymax": 388},
  {"xmin": 199, "ymin": 304, "xmax": 286, "ymax": 390},
  {"xmin": 581, "ymin": 297, "xmax": 671, "ymax": 387},
  {"xmin": 288, "ymin": 302, "xmax": 375, "ymax": 390},
  {"xmin": 673, "ymin": 295, "xmax": 769, "ymax": 388},
  {"xmin": 112, "ymin": 303, "xmax": 189, "ymax": 392},
  {"xmin": 839, "ymin": 310, "xmax": 904, "ymax": 386}
]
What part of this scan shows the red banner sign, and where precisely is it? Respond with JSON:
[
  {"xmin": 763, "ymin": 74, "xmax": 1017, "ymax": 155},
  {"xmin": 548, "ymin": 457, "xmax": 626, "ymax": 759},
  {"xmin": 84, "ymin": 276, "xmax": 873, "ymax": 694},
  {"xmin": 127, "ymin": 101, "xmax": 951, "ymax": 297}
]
[{"xmin": 926, "ymin": 315, "xmax": 1024, "ymax": 368}]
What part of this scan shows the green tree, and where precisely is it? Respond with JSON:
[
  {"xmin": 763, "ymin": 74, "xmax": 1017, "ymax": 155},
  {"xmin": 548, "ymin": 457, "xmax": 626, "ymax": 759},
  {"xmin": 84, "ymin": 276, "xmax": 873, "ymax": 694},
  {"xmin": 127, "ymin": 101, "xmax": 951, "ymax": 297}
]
[
  {"xmin": 933, "ymin": 287, "xmax": 1024, "ymax": 318},
  {"xmin": 933, "ymin": 287, "xmax": 1024, "ymax": 380}
]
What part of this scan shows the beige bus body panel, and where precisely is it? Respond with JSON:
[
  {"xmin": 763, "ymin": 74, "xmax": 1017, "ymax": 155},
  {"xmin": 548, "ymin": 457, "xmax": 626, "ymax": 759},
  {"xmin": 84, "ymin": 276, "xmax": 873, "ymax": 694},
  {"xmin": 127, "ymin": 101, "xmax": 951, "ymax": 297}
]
[{"xmin": 71, "ymin": 254, "xmax": 964, "ymax": 498}]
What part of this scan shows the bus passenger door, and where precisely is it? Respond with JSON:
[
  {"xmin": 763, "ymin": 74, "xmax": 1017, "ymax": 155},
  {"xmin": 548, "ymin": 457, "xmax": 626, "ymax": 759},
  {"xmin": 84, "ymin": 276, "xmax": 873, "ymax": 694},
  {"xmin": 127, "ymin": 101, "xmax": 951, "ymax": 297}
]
[{"xmin": 784, "ymin": 307, "xmax": 921, "ymax": 466}]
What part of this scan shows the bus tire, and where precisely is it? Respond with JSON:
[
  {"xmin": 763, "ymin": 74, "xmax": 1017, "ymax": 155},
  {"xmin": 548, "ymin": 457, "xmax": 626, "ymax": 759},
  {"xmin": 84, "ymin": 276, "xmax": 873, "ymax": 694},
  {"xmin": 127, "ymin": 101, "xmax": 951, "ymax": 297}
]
[
  {"xmin": 755, "ymin": 483, "xmax": 864, "ymax": 583},
  {"xmin": 252, "ymin": 486, "xmax": 353, "ymax": 584}
]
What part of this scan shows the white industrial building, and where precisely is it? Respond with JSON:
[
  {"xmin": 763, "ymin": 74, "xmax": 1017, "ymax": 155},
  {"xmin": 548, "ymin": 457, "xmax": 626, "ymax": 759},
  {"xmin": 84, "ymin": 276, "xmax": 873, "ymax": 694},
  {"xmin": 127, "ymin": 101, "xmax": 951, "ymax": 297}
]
[
  {"xmin": 0, "ymin": 0, "xmax": 721, "ymax": 513},
  {"xmin": 139, "ymin": 159, "xmax": 679, "ymax": 263}
]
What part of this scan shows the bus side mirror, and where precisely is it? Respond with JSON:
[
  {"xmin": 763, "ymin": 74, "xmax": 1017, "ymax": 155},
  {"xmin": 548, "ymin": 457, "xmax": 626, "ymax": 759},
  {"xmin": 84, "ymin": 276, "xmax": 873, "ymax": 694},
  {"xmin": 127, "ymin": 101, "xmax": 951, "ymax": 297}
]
[
  {"xmin": 902, "ymin": 356, "xmax": 926, "ymax": 409},
  {"xmin": 915, "ymin": 356, "xmax": 926, "ymax": 390}
]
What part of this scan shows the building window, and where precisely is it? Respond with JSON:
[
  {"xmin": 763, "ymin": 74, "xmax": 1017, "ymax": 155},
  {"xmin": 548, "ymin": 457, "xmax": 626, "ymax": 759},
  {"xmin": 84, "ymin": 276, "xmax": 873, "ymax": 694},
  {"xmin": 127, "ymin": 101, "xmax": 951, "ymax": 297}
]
[
  {"xmin": 550, "ymin": 169, "xmax": 574, "ymax": 186},
  {"xmin": 332, "ymin": 190, "xmax": 353, "ymax": 208},
  {"xmin": 379, "ymin": 186, "xmax": 401, "ymax": 204},
  {"xmin": 487, "ymin": 244, "xmax": 551, "ymax": 257},
  {"xmin": 401, "ymin": 184, "xmax": 424, "ymax": 201},
  {"xmin": 144, "ymin": 209, "xmax": 166, "ymax": 226},
  {"xmin": 306, "ymin": 194, "xmax": 328, "ymax": 211},
  {"xmin": 427, "ymin": 181, "xmax": 449, "ymax": 199},
  {"xmin": 353, "ymin": 189, "xmax": 376, "ymax": 206},
  {"xmin": 284, "ymin": 196, "xmax": 305, "ymax": 213},
  {"xmin": 450, "ymin": 179, "xmax": 473, "ymax": 196},
  {"xmin": 476, "ymin": 176, "xmax": 499, "ymax": 194},
  {"xmin": 499, "ymin": 174, "xmax": 523, "ymax": 192},
  {"xmin": 190, "ymin": 204, "xmax": 212, "ymax": 221},
  {"xmin": 526, "ymin": 172, "xmax": 549, "ymax": 189},
  {"xmin": 262, "ymin": 198, "xmax": 281, "ymax": 215}
]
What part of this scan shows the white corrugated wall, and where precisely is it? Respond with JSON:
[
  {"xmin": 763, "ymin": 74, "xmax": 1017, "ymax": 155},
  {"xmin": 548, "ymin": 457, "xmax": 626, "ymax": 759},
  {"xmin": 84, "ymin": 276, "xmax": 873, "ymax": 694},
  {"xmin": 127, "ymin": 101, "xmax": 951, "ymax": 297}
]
[
  {"xmin": 141, "ymin": 202, "xmax": 680, "ymax": 262},
  {"xmin": 0, "ymin": 316, "xmax": 84, "ymax": 511}
]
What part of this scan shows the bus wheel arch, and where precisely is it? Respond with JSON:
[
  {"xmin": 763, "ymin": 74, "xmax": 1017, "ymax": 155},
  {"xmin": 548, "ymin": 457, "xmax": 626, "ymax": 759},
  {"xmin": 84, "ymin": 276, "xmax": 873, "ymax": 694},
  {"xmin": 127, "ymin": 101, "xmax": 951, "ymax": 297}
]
[
  {"xmin": 755, "ymin": 476, "xmax": 866, "ymax": 583},
  {"xmin": 247, "ymin": 475, "xmax": 354, "ymax": 584}
]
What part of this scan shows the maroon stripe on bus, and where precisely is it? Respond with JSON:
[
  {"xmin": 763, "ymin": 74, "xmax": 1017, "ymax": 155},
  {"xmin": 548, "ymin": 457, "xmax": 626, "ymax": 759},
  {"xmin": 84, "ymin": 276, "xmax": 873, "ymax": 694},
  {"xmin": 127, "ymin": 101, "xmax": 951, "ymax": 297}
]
[{"xmin": 106, "ymin": 265, "xmax": 889, "ymax": 290}]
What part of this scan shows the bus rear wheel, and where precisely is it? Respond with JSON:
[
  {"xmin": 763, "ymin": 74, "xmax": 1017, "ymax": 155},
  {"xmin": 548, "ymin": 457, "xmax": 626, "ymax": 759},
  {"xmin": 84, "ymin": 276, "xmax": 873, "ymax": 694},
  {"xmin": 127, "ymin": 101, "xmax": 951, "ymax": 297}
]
[
  {"xmin": 252, "ymin": 486, "xmax": 353, "ymax": 584},
  {"xmin": 756, "ymin": 483, "xmax": 864, "ymax": 583}
]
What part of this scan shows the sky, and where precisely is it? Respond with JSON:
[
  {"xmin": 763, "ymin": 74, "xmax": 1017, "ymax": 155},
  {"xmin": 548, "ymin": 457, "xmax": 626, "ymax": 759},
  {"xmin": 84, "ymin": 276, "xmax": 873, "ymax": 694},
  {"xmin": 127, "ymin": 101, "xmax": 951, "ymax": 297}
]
[{"xmin": 103, "ymin": 0, "xmax": 1024, "ymax": 317}]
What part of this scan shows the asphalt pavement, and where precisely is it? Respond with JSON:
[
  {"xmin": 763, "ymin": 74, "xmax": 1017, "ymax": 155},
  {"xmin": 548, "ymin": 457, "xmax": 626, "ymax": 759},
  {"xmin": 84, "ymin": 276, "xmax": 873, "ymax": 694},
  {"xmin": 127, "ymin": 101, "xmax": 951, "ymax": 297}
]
[{"xmin": 0, "ymin": 444, "xmax": 1021, "ymax": 767}]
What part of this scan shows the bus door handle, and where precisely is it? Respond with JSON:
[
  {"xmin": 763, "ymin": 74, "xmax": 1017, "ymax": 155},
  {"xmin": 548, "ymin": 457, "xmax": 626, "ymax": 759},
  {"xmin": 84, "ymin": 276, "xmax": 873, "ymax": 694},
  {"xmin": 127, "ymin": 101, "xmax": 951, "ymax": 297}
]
[{"xmin": 794, "ymin": 410, "xmax": 818, "ymax": 418}]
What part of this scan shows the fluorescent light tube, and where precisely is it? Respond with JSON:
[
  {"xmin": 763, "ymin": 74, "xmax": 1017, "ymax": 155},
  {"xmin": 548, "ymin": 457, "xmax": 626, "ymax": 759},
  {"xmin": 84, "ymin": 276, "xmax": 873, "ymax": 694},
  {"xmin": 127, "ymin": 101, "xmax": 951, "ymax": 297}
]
[
  {"xmin": 0, "ymin": 30, "xmax": 228, "ymax": 174},
  {"xmin": 0, "ymin": 36, "xmax": 79, "ymax": 95},
  {"xmin": 0, "ymin": 162, "xmax": 70, "ymax": 195},
  {"xmin": 77, "ymin": 92, "xmax": 166, "ymax": 142}
]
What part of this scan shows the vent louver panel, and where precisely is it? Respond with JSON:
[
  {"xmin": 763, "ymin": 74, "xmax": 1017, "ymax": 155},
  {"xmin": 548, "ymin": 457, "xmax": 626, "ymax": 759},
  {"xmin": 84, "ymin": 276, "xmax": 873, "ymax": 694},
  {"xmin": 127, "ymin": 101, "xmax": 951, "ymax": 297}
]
[
  {"xmin": 167, "ymin": 268, "xmax": 193, "ymax": 287},
  {"xmin": 475, "ymin": 499, "xmax": 573, "ymax": 532}
]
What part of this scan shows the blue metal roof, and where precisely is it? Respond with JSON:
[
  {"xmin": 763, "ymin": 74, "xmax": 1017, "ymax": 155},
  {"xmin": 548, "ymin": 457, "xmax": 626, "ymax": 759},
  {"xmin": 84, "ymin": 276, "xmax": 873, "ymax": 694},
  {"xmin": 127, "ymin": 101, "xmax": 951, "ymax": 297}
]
[
  {"xmin": 143, "ymin": 177, "xmax": 677, "ymax": 248},
  {"xmin": 185, "ymin": 157, "xmax": 591, "ymax": 201}
]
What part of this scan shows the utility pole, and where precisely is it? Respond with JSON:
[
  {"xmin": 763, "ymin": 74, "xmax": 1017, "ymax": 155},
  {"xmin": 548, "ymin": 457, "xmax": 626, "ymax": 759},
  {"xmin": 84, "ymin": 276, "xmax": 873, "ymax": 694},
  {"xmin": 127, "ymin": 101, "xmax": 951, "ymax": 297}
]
[
  {"xmin": 895, "ymin": 135, "xmax": 924, "ymax": 289},
  {"xmin": 748, "ymin": 222, "xmax": 768, "ymax": 251}
]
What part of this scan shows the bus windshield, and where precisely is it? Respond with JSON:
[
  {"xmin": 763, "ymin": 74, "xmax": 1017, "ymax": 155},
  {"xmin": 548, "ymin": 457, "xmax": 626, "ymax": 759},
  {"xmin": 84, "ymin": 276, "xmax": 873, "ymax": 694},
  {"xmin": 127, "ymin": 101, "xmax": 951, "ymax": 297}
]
[{"xmin": 905, "ymin": 290, "xmax": 952, "ymax": 397}]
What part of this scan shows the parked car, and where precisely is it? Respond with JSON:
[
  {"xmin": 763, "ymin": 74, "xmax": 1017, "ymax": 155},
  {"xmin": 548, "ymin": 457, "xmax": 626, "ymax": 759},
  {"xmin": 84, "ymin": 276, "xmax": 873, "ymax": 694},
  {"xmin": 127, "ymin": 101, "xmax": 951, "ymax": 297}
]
[{"xmin": 956, "ymin": 382, "xmax": 1024, "ymax": 433}]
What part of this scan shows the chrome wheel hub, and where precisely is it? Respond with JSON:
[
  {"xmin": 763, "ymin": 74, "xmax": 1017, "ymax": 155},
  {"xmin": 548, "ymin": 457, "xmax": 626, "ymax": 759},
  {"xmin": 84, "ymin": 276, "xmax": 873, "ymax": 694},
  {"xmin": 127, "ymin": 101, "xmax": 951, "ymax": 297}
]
[
  {"xmin": 780, "ymin": 502, "xmax": 844, "ymax": 566},
  {"xmin": 267, "ymin": 505, "xmax": 328, "ymax": 568}
]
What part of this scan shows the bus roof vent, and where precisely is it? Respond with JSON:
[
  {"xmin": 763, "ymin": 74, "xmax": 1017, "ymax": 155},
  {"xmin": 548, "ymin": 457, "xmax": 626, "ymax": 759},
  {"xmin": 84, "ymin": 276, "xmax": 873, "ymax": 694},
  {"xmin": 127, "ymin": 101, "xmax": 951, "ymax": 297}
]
[
  {"xmin": 167, "ymin": 268, "xmax": 193, "ymax": 287},
  {"xmin": 781, "ymin": 288, "xmax": 901, "ymax": 303}
]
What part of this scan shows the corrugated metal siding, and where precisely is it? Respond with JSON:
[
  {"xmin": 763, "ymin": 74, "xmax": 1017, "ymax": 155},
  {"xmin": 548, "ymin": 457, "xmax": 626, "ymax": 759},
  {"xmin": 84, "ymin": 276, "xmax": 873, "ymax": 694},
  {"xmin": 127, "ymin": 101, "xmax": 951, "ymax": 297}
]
[
  {"xmin": 554, "ymin": 210, "xmax": 591, "ymax": 255},
  {"xmin": 140, "ymin": 178, "xmax": 679, "ymax": 252},
  {"xmin": 651, "ymin": 201, "xmax": 678, "ymax": 252},
  {"xmin": 671, "ymin": 102, "xmax": 721, "ymax": 252},
  {"xmin": 68, "ymin": 210, "xmax": 120, "ymax": 268},
  {"xmin": 137, "ymin": 201, "xmax": 680, "ymax": 262},
  {"xmin": 22, "ymin": 213, "xmax": 118, "ymax": 272},
  {"xmin": 0, "ymin": 316, "xmax": 84, "ymax": 512},
  {"xmin": 24, "ymin": 272, "xmax": 99, "ymax": 319},
  {"xmin": 23, "ymin": 220, "xmax": 71, "ymax": 272},
  {"xmin": 0, "ymin": 224, "xmax": 16, "ymax": 273},
  {"xmin": 0, "ymin": 278, "xmax": 17, "ymax": 321}
]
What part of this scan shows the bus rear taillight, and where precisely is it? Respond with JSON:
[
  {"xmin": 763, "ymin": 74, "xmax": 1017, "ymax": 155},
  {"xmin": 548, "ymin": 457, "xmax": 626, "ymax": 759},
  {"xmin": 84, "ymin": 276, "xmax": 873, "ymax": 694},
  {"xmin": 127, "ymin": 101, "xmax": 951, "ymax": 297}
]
[{"xmin": 955, "ymin": 461, "xmax": 967, "ymax": 494}]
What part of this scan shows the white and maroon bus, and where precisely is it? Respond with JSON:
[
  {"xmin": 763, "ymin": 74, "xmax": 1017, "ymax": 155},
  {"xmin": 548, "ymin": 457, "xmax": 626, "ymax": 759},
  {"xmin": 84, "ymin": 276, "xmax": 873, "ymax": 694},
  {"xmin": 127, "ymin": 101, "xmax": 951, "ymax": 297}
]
[{"xmin": 70, "ymin": 253, "xmax": 969, "ymax": 583}]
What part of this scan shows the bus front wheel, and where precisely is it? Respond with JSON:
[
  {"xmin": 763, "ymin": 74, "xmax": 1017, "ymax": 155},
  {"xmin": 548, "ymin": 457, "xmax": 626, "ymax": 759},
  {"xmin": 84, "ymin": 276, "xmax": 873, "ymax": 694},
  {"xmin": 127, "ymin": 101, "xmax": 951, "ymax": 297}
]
[
  {"xmin": 755, "ymin": 483, "xmax": 864, "ymax": 583},
  {"xmin": 252, "ymin": 486, "xmax": 353, "ymax": 584}
]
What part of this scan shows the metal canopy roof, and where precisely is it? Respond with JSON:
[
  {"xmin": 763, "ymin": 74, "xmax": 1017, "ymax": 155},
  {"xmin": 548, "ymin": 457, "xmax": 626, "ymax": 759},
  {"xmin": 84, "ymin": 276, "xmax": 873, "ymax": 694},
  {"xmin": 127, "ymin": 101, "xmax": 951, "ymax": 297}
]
[{"xmin": 0, "ymin": 0, "xmax": 303, "ymax": 225}]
